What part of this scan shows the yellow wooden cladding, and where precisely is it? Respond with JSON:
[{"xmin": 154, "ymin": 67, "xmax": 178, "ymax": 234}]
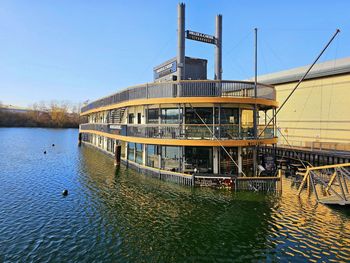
[{"xmin": 80, "ymin": 129, "xmax": 278, "ymax": 147}]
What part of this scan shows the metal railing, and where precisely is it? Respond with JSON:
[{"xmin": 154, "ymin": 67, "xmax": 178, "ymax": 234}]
[
  {"xmin": 81, "ymin": 80, "xmax": 276, "ymax": 113},
  {"xmin": 80, "ymin": 123, "xmax": 276, "ymax": 140}
]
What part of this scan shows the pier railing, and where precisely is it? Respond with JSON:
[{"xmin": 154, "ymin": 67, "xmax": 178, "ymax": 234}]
[
  {"xmin": 80, "ymin": 123, "xmax": 275, "ymax": 140},
  {"xmin": 81, "ymin": 80, "xmax": 276, "ymax": 113}
]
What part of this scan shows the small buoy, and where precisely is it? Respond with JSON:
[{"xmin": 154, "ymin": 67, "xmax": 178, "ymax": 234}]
[
  {"xmin": 52, "ymin": 144, "xmax": 55, "ymax": 147},
  {"xmin": 62, "ymin": 189, "xmax": 68, "ymax": 196},
  {"xmin": 44, "ymin": 151, "xmax": 47, "ymax": 154}
]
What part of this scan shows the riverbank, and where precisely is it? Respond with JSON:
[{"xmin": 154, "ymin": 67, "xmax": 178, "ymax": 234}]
[{"xmin": 0, "ymin": 109, "xmax": 81, "ymax": 128}]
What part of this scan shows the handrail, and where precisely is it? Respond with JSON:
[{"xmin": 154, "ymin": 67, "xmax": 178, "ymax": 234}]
[
  {"xmin": 79, "ymin": 123, "xmax": 275, "ymax": 140},
  {"xmin": 81, "ymin": 80, "xmax": 276, "ymax": 114}
]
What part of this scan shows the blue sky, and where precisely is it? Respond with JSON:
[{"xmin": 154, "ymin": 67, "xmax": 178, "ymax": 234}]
[{"xmin": 0, "ymin": 0, "xmax": 349, "ymax": 107}]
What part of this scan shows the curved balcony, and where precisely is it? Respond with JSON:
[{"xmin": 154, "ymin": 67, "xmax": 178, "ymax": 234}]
[
  {"xmin": 79, "ymin": 123, "xmax": 275, "ymax": 140},
  {"xmin": 81, "ymin": 80, "xmax": 276, "ymax": 114}
]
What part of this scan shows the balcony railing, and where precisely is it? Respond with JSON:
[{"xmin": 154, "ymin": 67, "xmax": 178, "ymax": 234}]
[
  {"xmin": 80, "ymin": 123, "xmax": 275, "ymax": 140},
  {"xmin": 81, "ymin": 80, "xmax": 276, "ymax": 113}
]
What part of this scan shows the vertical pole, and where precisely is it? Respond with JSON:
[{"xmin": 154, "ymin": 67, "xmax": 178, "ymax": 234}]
[
  {"xmin": 215, "ymin": 14, "xmax": 223, "ymax": 80},
  {"xmin": 253, "ymin": 28, "xmax": 258, "ymax": 176},
  {"xmin": 177, "ymin": 3, "xmax": 186, "ymax": 80},
  {"xmin": 238, "ymin": 147, "xmax": 243, "ymax": 174}
]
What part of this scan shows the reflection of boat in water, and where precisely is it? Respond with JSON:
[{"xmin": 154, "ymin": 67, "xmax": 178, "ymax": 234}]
[{"xmin": 78, "ymin": 4, "xmax": 280, "ymax": 190}]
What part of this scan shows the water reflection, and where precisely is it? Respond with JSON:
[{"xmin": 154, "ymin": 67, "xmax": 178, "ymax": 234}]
[{"xmin": 80, "ymin": 144, "xmax": 350, "ymax": 262}]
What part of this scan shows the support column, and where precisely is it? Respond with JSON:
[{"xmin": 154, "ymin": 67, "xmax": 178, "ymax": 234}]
[
  {"xmin": 215, "ymin": 14, "xmax": 223, "ymax": 80},
  {"xmin": 177, "ymin": 3, "xmax": 185, "ymax": 80},
  {"xmin": 213, "ymin": 147, "xmax": 219, "ymax": 174},
  {"xmin": 142, "ymin": 144, "xmax": 146, "ymax": 166},
  {"xmin": 238, "ymin": 147, "xmax": 243, "ymax": 174}
]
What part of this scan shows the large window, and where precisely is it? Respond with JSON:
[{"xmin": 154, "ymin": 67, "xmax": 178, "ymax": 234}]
[
  {"xmin": 216, "ymin": 108, "xmax": 239, "ymax": 124},
  {"xmin": 146, "ymin": 145, "xmax": 159, "ymax": 168},
  {"xmin": 161, "ymin": 108, "xmax": 181, "ymax": 124},
  {"xmin": 241, "ymin": 109, "xmax": 254, "ymax": 138},
  {"xmin": 185, "ymin": 147, "xmax": 213, "ymax": 173},
  {"xmin": 147, "ymin": 109, "xmax": 159, "ymax": 124},
  {"xmin": 220, "ymin": 147, "xmax": 238, "ymax": 175},
  {"xmin": 161, "ymin": 146, "xmax": 180, "ymax": 171},
  {"xmin": 242, "ymin": 147, "xmax": 254, "ymax": 176},
  {"xmin": 135, "ymin": 143, "xmax": 143, "ymax": 164},
  {"xmin": 185, "ymin": 108, "xmax": 213, "ymax": 124},
  {"xmin": 127, "ymin": 142, "xmax": 135, "ymax": 161},
  {"xmin": 216, "ymin": 108, "xmax": 240, "ymax": 138}
]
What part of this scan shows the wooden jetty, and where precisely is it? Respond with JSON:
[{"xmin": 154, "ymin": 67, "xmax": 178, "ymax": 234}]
[{"xmin": 297, "ymin": 163, "xmax": 350, "ymax": 205}]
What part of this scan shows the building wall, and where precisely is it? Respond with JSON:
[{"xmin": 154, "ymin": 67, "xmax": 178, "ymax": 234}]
[{"xmin": 274, "ymin": 73, "xmax": 350, "ymax": 151}]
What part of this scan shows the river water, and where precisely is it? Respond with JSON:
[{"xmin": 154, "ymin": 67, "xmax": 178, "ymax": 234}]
[{"xmin": 0, "ymin": 128, "xmax": 350, "ymax": 262}]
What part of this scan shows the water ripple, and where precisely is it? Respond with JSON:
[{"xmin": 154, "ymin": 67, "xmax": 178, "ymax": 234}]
[{"xmin": 0, "ymin": 128, "xmax": 350, "ymax": 262}]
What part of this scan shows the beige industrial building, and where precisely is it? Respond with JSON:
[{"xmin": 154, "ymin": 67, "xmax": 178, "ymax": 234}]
[{"xmin": 258, "ymin": 57, "xmax": 350, "ymax": 152}]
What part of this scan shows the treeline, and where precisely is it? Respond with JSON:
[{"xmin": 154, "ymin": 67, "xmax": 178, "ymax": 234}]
[{"xmin": 0, "ymin": 101, "xmax": 86, "ymax": 128}]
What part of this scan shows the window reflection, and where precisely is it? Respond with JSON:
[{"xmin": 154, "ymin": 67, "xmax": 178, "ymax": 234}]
[
  {"xmin": 147, "ymin": 109, "xmax": 159, "ymax": 124},
  {"xmin": 161, "ymin": 146, "xmax": 180, "ymax": 171},
  {"xmin": 146, "ymin": 145, "xmax": 159, "ymax": 168},
  {"xmin": 135, "ymin": 143, "xmax": 143, "ymax": 164},
  {"xmin": 127, "ymin": 142, "xmax": 135, "ymax": 161},
  {"xmin": 161, "ymin": 108, "xmax": 181, "ymax": 124},
  {"xmin": 184, "ymin": 147, "xmax": 213, "ymax": 173},
  {"xmin": 185, "ymin": 108, "xmax": 213, "ymax": 124}
]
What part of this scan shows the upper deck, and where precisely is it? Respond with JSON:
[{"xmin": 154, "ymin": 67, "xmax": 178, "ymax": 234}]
[{"xmin": 80, "ymin": 80, "xmax": 277, "ymax": 115}]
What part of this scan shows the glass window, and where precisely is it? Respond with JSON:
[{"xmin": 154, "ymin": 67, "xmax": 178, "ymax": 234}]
[
  {"xmin": 185, "ymin": 108, "xmax": 213, "ymax": 124},
  {"xmin": 127, "ymin": 142, "xmax": 135, "ymax": 161},
  {"xmin": 137, "ymin": 113, "xmax": 142, "ymax": 124},
  {"xmin": 216, "ymin": 108, "xmax": 240, "ymax": 138},
  {"xmin": 161, "ymin": 146, "xmax": 180, "ymax": 172},
  {"xmin": 242, "ymin": 147, "xmax": 254, "ymax": 176},
  {"xmin": 147, "ymin": 109, "xmax": 159, "ymax": 124},
  {"xmin": 216, "ymin": 108, "xmax": 239, "ymax": 124},
  {"xmin": 135, "ymin": 143, "xmax": 143, "ymax": 164},
  {"xmin": 220, "ymin": 147, "xmax": 238, "ymax": 175},
  {"xmin": 128, "ymin": 113, "xmax": 135, "ymax": 124},
  {"xmin": 161, "ymin": 108, "xmax": 181, "ymax": 124},
  {"xmin": 241, "ymin": 110, "xmax": 254, "ymax": 138},
  {"xmin": 146, "ymin": 145, "xmax": 159, "ymax": 168},
  {"xmin": 185, "ymin": 147, "xmax": 213, "ymax": 173}
]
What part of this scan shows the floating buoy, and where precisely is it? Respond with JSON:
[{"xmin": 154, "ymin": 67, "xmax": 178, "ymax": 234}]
[
  {"xmin": 44, "ymin": 151, "xmax": 47, "ymax": 154},
  {"xmin": 52, "ymin": 144, "xmax": 55, "ymax": 147},
  {"xmin": 62, "ymin": 189, "xmax": 68, "ymax": 196}
]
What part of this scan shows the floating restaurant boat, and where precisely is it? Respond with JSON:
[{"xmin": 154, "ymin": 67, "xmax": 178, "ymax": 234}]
[{"xmin": 79, "ymin": 3, "xmax": 280, "ymax": 189}]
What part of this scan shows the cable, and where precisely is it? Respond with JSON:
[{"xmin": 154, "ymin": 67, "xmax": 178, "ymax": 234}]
[{"xmin": 187, "ymin": 103, "xmax": 247, "ymax": 177}]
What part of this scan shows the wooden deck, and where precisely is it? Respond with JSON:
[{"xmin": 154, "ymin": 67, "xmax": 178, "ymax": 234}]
[
  {"xmin": 297, "ymin": 163, "xmax": 350, "ymax": 206},
  {"xmin": 319, "ymin": 194, "xmax": 350, "ymax": 206}
]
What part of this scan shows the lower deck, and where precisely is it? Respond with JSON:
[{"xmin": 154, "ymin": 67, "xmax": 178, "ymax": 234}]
[
  {"xmin": 80, "ymin": 132, "xmax": 267, "ymax": 176},
  {"xmin": 79, "ymin": 133, "xmax": 281, "ymax": 191}
]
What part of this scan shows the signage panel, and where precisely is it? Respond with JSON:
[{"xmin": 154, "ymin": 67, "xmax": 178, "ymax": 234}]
[
  {"xmin": 186, "ymin": 30, "xmax": 216, "ymax": 44},
  {"xmin": 154, "ymin": 61, "xmax": 177, "ymax": 79}
]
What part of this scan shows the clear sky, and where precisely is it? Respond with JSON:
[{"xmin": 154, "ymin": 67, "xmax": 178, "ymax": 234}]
[{"xmin": 0, "ymin": 0, "xmax": 349, "ymax": 107}]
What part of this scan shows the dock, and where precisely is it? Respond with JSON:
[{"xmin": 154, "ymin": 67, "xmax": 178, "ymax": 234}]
[{"xmin": 297, "ymin": 163, "xmax": 350, "ymax": 206}]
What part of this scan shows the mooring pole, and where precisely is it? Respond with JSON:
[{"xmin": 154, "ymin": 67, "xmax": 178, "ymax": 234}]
[{"xmin": 253, "ymin": 28, "xmax": 258, "ymax": 176}]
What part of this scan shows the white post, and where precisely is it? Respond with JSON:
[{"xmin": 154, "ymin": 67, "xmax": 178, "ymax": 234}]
[
  {"xmin": 238, "ymin": 147, "xmax": 243, "ymax": 174},
  {"xmin": 213, "ymin": 146, "xmax": 219, "ymax": 174}
]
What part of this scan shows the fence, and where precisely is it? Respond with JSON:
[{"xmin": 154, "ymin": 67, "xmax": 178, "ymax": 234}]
[
  {"xmin": 80, "ymin": 123, "xmax": 275, "ymax": 140},
  {"xmin": 81, "ymin": 80, "xmax": 275, "ymax": 113}
]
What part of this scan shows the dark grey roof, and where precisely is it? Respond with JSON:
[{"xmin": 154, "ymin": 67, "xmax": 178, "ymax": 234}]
[{"xmin": 256, "ymin": 57, "xmax": 350, "ymax": 85}]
